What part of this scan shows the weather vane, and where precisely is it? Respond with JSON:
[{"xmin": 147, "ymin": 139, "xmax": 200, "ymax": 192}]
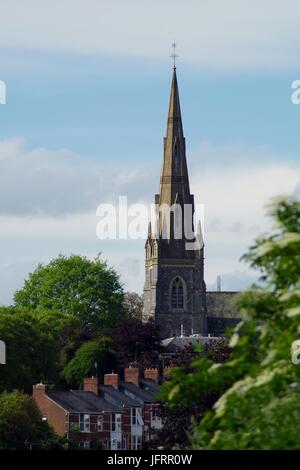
[{"xmin": 170, "ymin": 42, "xmax": 179, "ymax": 69}]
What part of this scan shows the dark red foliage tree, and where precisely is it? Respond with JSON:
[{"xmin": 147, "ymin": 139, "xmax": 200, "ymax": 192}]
[
  {"xmin": 148, "ymin": 339, "xmax": 232, "ymax": 449},
  {"xmin": 107, "ymin": 317, "xmax": 161, "ymax": 370}
]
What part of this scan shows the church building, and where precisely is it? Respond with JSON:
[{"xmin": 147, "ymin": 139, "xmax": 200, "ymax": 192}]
[{"xmin": 142, "ymin": 67, "xmax": 207, "ymax": 339}]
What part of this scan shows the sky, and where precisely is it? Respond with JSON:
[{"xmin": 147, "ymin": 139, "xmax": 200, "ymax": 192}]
[{"xmin": 0, "ymin": 0, "xmax": 300, "ymax": 304}]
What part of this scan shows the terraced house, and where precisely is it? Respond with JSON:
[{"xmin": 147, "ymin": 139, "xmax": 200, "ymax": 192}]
[{"xmin": 33, "ymin": 366, "xmax": 162, "ymax": 450}]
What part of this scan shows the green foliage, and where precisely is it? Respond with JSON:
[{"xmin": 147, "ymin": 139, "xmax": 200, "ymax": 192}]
[
  {"xmin": 63, "ymin": 337, "xmax": 116, "ymax": 388},
  {"xmin": 0, "ymin": 390, "xmax": 61, "ymax": 449},
  {"xmin": 122, "ymin": 291, "xmax": 144, "ymax": 319},
  {"xmin": 0, "ymin": 307, "xmax": 58, "ymax": 393},
  {"xmin": 0, "ymin": 306, "xmax": 81, "ymax": 392},
  {"xmin": 163, "ymin": 196, "xmax": 300, "ymax": 449},
  {"xmin": 14, "ymin": 254, "xmax": 125, "ymax": 328}
]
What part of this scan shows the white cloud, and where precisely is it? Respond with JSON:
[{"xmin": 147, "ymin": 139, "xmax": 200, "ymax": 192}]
[
  {"xmin": 189, "ymin": 142, "xmax": 300, "ymax": 286},
  {"xmin": 0, "ymin": 137, "xmax": 155, "ymax": 216},
  {"xmin": 0, "ymin": 0, "xmax": 300, "ymax": 69},
  {"xmin": 0, "ymin": 137, "xmax": 299, "ymax": 304}
]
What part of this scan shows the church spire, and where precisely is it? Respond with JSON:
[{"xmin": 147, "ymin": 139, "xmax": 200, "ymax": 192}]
[
  {"xmin": 166, "ymin": 67, "xmax": 184, "ymax": 145},
  {"xmin": 159, "ymin": 68, "xmax": 191, "ymax": 201},
  {"xmin": 157, "ymin": 68, "xmax": 193, "ymax": 239}
]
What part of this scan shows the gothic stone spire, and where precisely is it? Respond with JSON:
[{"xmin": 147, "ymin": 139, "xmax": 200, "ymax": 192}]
[{"xmin": 156, "ymin": 68, "xmax": 195, "ymax": 248}]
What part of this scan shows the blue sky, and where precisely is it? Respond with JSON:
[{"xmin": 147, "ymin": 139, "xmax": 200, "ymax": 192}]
[
  {"xmin": 1, "ymin": 49, "xmax": 300, "ymax": 158},
  {"xmin": 0, "ymin": 0, "xmax": 299, "ymax": 304}
]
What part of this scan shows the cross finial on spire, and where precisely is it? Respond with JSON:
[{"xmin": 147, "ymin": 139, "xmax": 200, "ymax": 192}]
[{"xmin": 170, "ymin": 42, "xmax": 179, "ymax": 69}]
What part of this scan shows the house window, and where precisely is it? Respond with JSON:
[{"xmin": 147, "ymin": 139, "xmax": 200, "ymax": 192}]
[
  {"xmin": 80, "ymin": 441, "xmax": 90, "ymax": 449},
  {"xmin": 171, "ymin": 277, "xmax": 184, "ymax": 309},
  {"xmin": 111, "ymin": 438, "xmax": 122, "ymax": 450},
  {"xmin": 131, "ymin": 408, "xmax": 137, "ymax": 425},
  {"xmin": 131, "ymin": 408, "xmax": 143, "ymax": 426},
  {"xmin": 111, "ymin": 413, "xmax": 122, "ymax": 432},
  {"xmin": 97, "ymin": 415, "xmax": 103, "ymax": 432},
  {"xmin": 151, "ymin": 407, "xmax": 159, "ymax": 420},
  {"xmin": 150, "ymin": 407, "xmax": 162, "ymax": 429},
  {"xmin": 131, "ymin": 435, "xmax": 142, "ymax": 450},
  {"xmin": 79, "ymin": 414, "xmax": 90, "ymax": 432}
]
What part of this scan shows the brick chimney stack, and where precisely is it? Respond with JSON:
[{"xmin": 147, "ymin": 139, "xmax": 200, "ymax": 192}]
[
  {"xmin": 144, "ymin": 367, "xmax": 159, "ymax": 383},
  {"xmin": 124, "ymin": 365, "xmax": 140, "ymax": 386},
  {"xmin": 83, "ymin": 377, "xmax": 99, "ymax": 396},
  {"xmin": 32, "ymin": 382, "xmax": 47, "ymax": 409},
  {"xmin": 33, "ymin": 381, "xmax": 46, "ymax": 394},
  {"xmin": 104, "ymin": 372, "xmax": 120, "ymax": 389}
]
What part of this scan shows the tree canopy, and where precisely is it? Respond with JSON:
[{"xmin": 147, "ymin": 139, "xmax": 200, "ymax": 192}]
[
  {"xmin": 14, "ymin": 254, "xmax": 125, "ymax": 328},
  {"xmin": 0, "ymin": 390, "xmax": 61, "ymax": 450},
  {"xmin": 0, "ymin": 307, "xmax": 61, "ymax": 393},
  {"xmin": 122, "ymin": 292, "xmax": 143, "ymax": 319},
  {"xmin": 108, "ymin": 317, "xmax": 161, "ymax": 368},
  {"xmin": 62, "ymin": 337, "xmax": 116, "ymax": 388}
]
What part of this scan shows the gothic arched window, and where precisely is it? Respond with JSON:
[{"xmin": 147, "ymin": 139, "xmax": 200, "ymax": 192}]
[
  {"xmin": 146, "ymin": 241, "xmax": 151, "ymax": 259},
  {"xmin": 171, "ymin": 277, "xmax": 184, "ymax": 309}
]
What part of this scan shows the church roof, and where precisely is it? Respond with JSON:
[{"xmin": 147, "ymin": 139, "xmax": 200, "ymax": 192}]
[{"xmin": 161, "ymin": 335, "xmax": 220, "ymax": 352}]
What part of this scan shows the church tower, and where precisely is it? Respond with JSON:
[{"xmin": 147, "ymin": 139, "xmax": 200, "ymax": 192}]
[{"xmin": 142, "ymin": 67, "xmax": 207, "ymax": 338}]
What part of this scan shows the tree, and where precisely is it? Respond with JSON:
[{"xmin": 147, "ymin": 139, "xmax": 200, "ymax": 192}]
[
  {"xmin": 108, "ymin": 317, "xmax": 161, "ymax": 369},
  {"xmin": 0, "ymin": 391, "xmax": 61, "ymax": 449},
  {"xmin": 150, "ymin": 339, "xmax": 231, "ymax": 449},
  {"xmin": 62, "ymin": 337, "xmax": 116, "ymax": 388},
  {"xmin": 0, "ymin": 306, "xmax": 84, "ymax": 392},
  {"xmin": 14, "ymin": 254, "xmax": 125, "ymax": 328},
  {"xmin": 0, "ymin": 307, "xmax": 60, "ymax": 393},
  {"xmin": 122, "ymin": 292, "xmax": 143, "ymax": 319},
  {"xmin": 162, "ymin": 196, "xmax": 300, "ymax": 449}
]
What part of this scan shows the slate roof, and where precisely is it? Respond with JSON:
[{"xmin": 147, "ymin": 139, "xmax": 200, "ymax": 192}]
[
  {"xmin": 161, "ymin": 335, "xmax": 222, "ymax": 353},
  {"xmin": 140, "ymin": 379, "xmax": 161, "ymax": 397},
  {"xmin": 120, "ymin": 381, "xmax": 158, "ymax": 404},
  {"xmin": 99, "ymin": 384, "xmax": 140, "ymax": 408},
  {"xmin": 71, "ymin": 390, "xmax": 121, "ymax": 412},
  {"xmin": 46, "ymin": 390, "xmax": 119, "ymax": 413}
]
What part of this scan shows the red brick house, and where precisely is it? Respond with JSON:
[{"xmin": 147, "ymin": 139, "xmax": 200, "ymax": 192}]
[
  {"xmin": 33, "ymin": 382, "xmax": 121, "ymax": 449},
  {"xmin": 33, "ymin": 366, "xmax": 162, "ymax": 450}
]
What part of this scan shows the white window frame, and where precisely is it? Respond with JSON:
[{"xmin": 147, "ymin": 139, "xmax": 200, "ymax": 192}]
[
  {"xmin": 111, "ymin": 413, "xmax": 122, "ymax": 432},
  {"xmin": 79, "ymin": 414, "xmax": 90, "ymax": 432},
  {"xmin": 131, "ymin": 408, "xmax": 137, "ymax": 425},
  {"xmin": 97, "ymin": 415, "xmax": 103, "ymax": 432},
  {"xmin": 131, "ymin": 435, "xmax": 142, "ymax": 450},
  {"xmin": 111, "ymin": 437, "xmax": 122, "ymax": 450},
  {"xmin": 136, "ymin": 408, "xmax": 143, "ymax": 426},
  {"xmin": 80, "ymin": 441, "xmax": 90, "ymax": 449}
]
